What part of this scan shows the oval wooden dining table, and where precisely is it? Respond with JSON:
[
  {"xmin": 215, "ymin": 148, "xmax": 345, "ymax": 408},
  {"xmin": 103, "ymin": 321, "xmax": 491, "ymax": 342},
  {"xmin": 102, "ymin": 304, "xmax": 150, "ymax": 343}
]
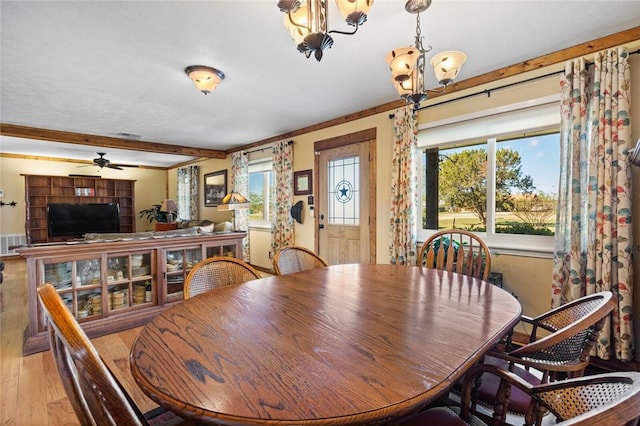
[{"xmin": 130, "ymin": 263, "xmax": 521, "ymax": 425}]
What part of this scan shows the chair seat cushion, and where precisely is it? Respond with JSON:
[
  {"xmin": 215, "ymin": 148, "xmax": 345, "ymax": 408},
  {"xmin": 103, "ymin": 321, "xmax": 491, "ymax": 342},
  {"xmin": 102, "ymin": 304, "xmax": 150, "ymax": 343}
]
[
  {"xmin": 476, "ymin": 356, "xmax": 542, "ymax": 414},
  {"xmin": 397, "ymin": 407, "xmax": 473, "ymax": 426},
  {"xmin": 145, "ymin": 406, "xmax": 194, "ymax": 425}
]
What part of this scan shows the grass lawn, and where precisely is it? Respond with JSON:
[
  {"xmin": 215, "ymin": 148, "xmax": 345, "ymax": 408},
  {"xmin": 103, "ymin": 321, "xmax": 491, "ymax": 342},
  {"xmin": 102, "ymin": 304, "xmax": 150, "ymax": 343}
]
[{"xmin": 436, "ymin": 212, "xmax": 556, "ymax": 234}]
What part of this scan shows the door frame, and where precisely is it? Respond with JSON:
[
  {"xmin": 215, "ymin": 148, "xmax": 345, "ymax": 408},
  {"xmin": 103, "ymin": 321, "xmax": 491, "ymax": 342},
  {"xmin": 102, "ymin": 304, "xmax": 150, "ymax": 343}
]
[{"xmin": 313, "ymin": 128, "xmax": 376, "ymax": 264}]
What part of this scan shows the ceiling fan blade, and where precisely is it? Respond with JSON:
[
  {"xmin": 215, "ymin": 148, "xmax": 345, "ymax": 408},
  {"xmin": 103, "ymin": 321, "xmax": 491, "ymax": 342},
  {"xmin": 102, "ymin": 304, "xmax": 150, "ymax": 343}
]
[{"xmin": 108, "ymin": 164, "xmax": 124, "ymax": 170}]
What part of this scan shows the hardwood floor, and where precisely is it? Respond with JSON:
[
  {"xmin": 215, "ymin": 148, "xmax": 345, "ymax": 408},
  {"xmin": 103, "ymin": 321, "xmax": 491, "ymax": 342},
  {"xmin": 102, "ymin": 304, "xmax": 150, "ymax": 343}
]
[{"xmin": 0, "ymin": 258, "xmax": 158, "ymax": 425}]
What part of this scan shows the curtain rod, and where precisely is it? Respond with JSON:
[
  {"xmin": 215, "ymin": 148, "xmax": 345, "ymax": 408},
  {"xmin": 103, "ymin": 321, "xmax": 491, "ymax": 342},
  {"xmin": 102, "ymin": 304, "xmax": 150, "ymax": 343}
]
[
  {"xmin": 243, "ymin": 140, "xmax": 293, "ymax": 155},
  {"xmin": 389, "ymin": 48, "xmax": 640, "ymax": 117}
]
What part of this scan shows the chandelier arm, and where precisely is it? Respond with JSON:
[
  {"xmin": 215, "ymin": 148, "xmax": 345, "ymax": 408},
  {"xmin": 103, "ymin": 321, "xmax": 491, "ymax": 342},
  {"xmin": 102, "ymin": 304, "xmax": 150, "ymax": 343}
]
[
  {"xmin": 424, "ymin": 84, "xmax": 450, "ymax": 94},
  {"xmin": 328, "ymin": 22, "xmax": 359, "ymax": 36}
]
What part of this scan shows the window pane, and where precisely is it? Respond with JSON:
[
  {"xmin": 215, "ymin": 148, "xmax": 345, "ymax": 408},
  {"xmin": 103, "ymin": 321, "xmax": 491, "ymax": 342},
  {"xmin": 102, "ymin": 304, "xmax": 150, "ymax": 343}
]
[
  {"xmin": 248, "ymin": 169, "xmax": 272, "ymax": 223},
  {"xmin": 420, "ymin": 133, "xmax": 559, "ymax": 237},
  {"xmin": 249, "ymin": 172, "xmax": 265, "ymax": 221},
  {"xmin": 328, "ymin": 156, "xmax": 359, "ymax": 225},
  {"xmin": 495, "ymin": 134, "xmax": 558, "ymax": 236},
  {"xmin": 435, "ymin": 143, "xmax": 488, "ymax": 230}
]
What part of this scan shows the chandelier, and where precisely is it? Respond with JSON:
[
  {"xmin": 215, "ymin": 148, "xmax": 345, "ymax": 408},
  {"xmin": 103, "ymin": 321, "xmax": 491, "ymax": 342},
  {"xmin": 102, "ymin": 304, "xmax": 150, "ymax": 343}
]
[
  {"xmin": 385, "ymin": 0, "xmax": 466, "ymax": 110},
  {"xmin": 276, "ymin": 0, "xmax": 374, "ymax": 62}
]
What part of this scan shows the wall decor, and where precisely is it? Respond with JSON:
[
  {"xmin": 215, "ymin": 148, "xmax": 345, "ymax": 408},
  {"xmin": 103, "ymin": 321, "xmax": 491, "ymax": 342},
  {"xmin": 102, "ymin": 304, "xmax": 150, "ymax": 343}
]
[
  {"xmin": 294, "ymin": 169, "xmax": 312, "ymax": 196},
  {"xmin": 204, "ymin": 170, "xmax": 227, "ymax": 207}
]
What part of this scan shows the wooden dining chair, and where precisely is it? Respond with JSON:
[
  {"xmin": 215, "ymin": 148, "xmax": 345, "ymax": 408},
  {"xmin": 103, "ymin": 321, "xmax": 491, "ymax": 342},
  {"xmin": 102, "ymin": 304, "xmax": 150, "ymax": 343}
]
[
  {"xmin": 473, "ymin": 291, "xmax": 616, "ymax": 418},
  {"xmin": 400, "ymin": 369, "xmax": 640, "ymax": 426},
  {"xmin": 417, "ymin": 229, "xmax": 491, "ymax": 280},
  {"xmin": 272, "ymin": 245, "xmax": 328, "ymax": 275},
  {"xmin": 37, "ymin": 283, "xmax": 193, "ymax": 426},
  {"xmin": 183, "ymin": 256, "xmax": 261, "ymax": 299}
]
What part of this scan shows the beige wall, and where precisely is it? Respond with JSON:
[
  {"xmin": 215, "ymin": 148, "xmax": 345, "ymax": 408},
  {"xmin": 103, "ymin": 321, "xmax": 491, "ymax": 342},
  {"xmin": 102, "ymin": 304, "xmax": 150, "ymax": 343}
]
[
  {"xmin": 166, "ymin": 157, "xmax": 234, "ymax": 224},
  {"xmin": 0, "ymin": 157, "xmax": 169, "ymax": 234}
]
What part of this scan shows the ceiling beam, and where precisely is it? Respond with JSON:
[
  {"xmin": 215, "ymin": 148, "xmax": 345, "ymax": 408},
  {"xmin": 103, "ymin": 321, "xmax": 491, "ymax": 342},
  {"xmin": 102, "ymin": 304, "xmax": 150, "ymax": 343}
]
[
  {"xmin": 228, "ymin": 25, "xmax": 640, "ymax": 154},
  {"xmin": 0, "ymin": 123, "xmax": 226, "ymax": 159}
]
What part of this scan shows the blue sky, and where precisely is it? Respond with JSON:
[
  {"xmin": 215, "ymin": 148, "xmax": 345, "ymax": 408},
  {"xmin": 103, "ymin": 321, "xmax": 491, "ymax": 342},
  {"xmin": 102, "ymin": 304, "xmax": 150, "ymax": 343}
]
[
  {"xmin": 441, "ymin": 133, "xmax": 560, "ymax": 195},
  {"xmin": 499, "ymin": 133, "xmax": 560, "ymax": 195}
]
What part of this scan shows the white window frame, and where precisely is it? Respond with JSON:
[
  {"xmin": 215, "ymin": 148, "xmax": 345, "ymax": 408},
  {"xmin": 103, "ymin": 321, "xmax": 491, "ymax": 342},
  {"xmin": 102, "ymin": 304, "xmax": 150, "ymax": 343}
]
[
  {"xmin": 416, "ymin": 94, "xmax": 561, "ymax": 257},
  {"xmin": 248, "ymin": 158, "xmax": 273, "ymax": 229}
]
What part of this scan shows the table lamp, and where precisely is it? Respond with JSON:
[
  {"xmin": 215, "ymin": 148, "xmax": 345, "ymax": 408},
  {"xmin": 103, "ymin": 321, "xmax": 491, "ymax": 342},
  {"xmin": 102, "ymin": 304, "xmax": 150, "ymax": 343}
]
[
  {"xmin": 160, "ymin": 199, "xmax": 178, "ymax": 223},
  {"xmin": 217, "ymin": 191, "xmax": 250, "ymax": 231}
]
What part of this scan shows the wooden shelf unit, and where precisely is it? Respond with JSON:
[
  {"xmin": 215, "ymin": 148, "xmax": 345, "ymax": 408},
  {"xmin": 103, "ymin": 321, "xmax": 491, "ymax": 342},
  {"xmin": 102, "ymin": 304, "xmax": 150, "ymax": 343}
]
[
  {"xmin": 18, "ymin": 232, "xmax": 246, "ymax": 355},
  {"xmin": 23, "ymin": 174, "xmax": 136, "ymax": 244}
]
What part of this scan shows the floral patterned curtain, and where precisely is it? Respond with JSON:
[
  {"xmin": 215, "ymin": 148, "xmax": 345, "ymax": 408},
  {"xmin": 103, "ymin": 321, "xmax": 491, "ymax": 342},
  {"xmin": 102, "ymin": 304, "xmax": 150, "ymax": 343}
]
[
  {"xmin": 231, "ymin": 152, "xmax": 250, "ymax": 261},
  {"xmin": 552, "ymin": 48, "xmax": 633, "ymax": 361},
  {"xmin": 389, "ymin": 106, "xmax": 418, "ymax": 265},
  {"xmin": 271, "ymin": 140, "xmax": 295, "ymax": 256},
  {"xmin": 176, "ymin": 165, "xmax": 199, "ymax": 220}
]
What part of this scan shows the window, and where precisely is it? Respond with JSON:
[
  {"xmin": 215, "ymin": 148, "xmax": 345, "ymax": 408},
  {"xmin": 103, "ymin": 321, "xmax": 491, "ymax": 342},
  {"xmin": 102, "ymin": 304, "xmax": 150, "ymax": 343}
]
[
  {"xmin": 417, "ymin": 96, "xmax": 561, "ymax": 255},
  {"xmin": 248, "ymin": 160, "xmax": 273, "ymax": 227}
]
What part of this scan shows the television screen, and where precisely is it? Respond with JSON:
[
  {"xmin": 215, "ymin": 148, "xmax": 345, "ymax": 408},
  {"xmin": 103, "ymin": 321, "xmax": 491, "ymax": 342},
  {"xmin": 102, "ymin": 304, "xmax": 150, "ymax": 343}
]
[{"xmin": 48, "ymin": 203, "xmax": 120, "ymax": 237}]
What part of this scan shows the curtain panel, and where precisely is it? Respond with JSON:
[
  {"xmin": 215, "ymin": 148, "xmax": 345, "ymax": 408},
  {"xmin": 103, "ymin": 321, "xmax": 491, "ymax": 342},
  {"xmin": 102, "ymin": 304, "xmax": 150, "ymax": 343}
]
[
  {"xmin": 231, "ymin": 152, "xmax": 250, "ymax": 262},
  {"xmin": 389, "ymin": 106, "xmax": 418, "ymax": 265},
  {"xmin": 176, "ymin": 165, "xmax": 199, "ymax": 221},
  {"xmin": 270, "ymin": 140, "xmax": 295, "ymax": 257},
  {"xmin": 552, "ymin": 47, "xmax": 633, "ymax": 361}
]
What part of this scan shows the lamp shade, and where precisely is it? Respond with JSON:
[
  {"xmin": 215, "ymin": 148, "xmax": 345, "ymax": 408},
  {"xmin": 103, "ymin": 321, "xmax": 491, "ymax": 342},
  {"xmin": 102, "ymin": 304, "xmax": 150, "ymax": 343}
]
[
  {"xmin": 385, "ymin": 47, "xmax": 420, "ymax": 84},
  {"xmin": 160, "ymin": 199, "xmax": 178, "ymax": 212},
  {"xmin": 284, "ymin": 5, "xmax": 311, "ymax": 45},
  {"xmin": 185, "ymin": 65, "xmax": 225, "ymax": 95},
  {"xmin": 217, "ymin": 191, "xmax": 251, "ymax": 211},
  {"xmin": 336, "ymin": 0, "xmax": 374, "ymax": 26},
  {"xmin": 431, "ymin": 51, "xmax": 466, "ymax": 86}
]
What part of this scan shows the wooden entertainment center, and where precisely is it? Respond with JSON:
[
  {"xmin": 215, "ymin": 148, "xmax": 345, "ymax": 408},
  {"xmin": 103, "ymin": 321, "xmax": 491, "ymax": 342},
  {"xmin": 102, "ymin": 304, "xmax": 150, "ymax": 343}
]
[
  {"xmin": 23, "ymin": 174, "xmax": 135, "ymax": 244},
  {"xmin": 18, "ymin": 231, "xmax": 247, "ymax": 355}
]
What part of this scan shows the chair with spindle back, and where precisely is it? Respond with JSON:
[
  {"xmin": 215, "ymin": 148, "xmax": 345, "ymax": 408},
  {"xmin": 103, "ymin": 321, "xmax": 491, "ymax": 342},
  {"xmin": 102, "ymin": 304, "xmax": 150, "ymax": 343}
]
[
  {"xmin": 37, "ymin": 283, "xmax": 193, "ymax": 426},
  {"xmin": 273, "ymin": 245, "xmax": 328, "ymax": 275},
  {"xmin": 418, "ymin": 229, "xmax": 491, "ymax": 280},
  {"xmin": 183, "ymin": 256, "xmax": 261, "ymax": 299}
]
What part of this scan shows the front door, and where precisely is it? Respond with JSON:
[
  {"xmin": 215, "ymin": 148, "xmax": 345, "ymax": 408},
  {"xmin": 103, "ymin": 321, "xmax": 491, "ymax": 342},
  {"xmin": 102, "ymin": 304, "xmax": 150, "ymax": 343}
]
[{"xmin": 315, "ymin": 129, "xmax": 376, "ymax": 264}]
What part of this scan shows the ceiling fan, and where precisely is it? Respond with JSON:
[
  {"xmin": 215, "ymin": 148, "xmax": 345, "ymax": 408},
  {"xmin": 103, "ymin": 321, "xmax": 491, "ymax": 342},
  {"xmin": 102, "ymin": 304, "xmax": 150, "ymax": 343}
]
[{"xmin": 91, "ymin": 152, "xmax": 138, "ymax": 170}]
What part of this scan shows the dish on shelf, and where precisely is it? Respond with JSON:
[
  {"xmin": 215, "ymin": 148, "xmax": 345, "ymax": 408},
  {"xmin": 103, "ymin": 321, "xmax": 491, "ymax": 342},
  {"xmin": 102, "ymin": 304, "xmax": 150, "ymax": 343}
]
[{"xmin": 132, "ymin": 265, "xmax": 151, "ymax": 276}]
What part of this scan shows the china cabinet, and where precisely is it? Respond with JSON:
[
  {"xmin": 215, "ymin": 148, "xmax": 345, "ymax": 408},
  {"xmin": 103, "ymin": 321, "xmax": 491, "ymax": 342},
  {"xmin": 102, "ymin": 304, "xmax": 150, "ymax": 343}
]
[{"xmin": 18, "ymin": 232, "xmax": 246, "ymax": 355}]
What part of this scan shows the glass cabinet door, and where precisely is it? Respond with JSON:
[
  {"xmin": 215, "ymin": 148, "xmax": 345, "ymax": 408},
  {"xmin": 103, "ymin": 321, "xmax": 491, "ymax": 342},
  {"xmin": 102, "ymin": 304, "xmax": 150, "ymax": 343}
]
[
  {"xmin": 165, "ymin": 247, "xmax": 202, "ymax": 301},
  {"xmin": 205, "ymin": 243, "xmax": 237, "ymax": 259},
  {"xmin": 41, "ymin": 257, "xmax": 102, "ymax": 322},
  {"xmin": 106, "ymin": 251, "xmax": 154, "ymax": 311}
]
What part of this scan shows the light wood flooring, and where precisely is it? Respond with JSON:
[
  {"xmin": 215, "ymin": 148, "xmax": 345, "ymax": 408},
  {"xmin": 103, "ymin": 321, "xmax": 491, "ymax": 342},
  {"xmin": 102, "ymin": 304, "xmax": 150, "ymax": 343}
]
[{"xmin": 1, "ymin": 258, "xmax": 159, "ymax": 425}]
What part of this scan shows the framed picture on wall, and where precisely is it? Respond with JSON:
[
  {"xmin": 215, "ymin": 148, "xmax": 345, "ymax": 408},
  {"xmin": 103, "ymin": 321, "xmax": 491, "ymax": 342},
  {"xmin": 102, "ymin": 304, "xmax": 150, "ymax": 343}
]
[
  {"xmin": 204, "ymin": 170, "xmax": 227, "ymax": 207},
  {"xmin": 294, "ymin": 169, "xmax": 312, "ymax": 196}
]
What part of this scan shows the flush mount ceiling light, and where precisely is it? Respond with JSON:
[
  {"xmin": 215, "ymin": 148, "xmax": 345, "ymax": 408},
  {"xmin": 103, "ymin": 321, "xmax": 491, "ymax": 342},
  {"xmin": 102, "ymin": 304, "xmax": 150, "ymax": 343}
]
[
  {"xmin": 184, "ymin": 65, "xmax": 225, "ymax": 95},
  {"xmin": 385, "ymin": 0, "xmax": 466, "ymax": 110},
  {"xmin": 276, "ymin": 0, "xmax": 374, "ymax": 62}
]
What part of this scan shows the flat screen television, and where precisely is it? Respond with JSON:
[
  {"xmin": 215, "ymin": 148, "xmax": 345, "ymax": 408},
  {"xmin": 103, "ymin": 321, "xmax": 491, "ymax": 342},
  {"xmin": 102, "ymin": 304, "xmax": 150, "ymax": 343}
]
[{"xmin": 47, "ymin": 203, "xmax": 120, "ymax": 238}]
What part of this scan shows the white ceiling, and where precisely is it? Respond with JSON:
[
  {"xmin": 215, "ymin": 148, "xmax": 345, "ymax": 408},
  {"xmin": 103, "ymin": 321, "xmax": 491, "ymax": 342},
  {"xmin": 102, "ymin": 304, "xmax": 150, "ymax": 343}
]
[{"xmin": 2, "ymin": 0, "xmax": 640, "ymax": 168}]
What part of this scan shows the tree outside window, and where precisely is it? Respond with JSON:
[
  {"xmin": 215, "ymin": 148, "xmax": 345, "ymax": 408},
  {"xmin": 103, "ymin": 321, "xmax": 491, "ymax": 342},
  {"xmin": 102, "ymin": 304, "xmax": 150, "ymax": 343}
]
[{"xmin": 421, "ymin": 133, "xmax": 559, "ymax": 237}]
